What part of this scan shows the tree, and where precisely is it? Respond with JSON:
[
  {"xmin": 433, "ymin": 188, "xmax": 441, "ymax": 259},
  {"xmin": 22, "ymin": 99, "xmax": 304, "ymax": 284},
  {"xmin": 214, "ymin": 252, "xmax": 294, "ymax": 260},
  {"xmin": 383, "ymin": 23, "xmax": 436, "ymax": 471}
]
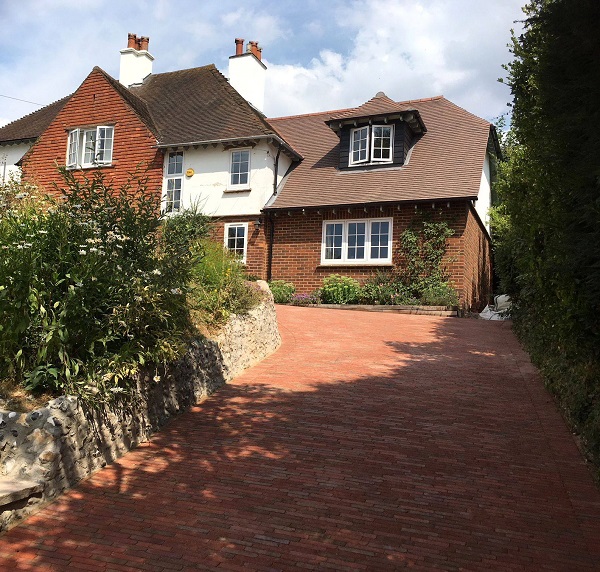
[{"xmin": 496, "ymin": 0, "xmax": 600, "ymax": 470}]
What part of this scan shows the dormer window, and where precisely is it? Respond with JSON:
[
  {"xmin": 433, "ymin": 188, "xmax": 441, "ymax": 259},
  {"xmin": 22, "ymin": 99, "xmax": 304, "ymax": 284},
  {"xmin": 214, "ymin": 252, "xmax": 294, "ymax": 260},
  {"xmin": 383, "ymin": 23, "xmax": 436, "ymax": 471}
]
[
  {"xmin": 66, "ymin": 126, "xmax": 114, "ymax": 169},
  {"xmin": 349, "ymin": 125, "xmax": 393, "ymax": 166}
]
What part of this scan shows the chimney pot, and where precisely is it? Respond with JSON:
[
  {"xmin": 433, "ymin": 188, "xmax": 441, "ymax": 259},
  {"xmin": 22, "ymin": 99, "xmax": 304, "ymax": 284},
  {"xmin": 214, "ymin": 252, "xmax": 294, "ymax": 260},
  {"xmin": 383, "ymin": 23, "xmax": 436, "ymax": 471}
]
[
  {"xmin": 139, "ymin": 36, "xmax": 150, "ymax": 51},
  {"xmin": 235, "ymin": 38, "xmax": 244, "ymax": 56},
  {"xmin": 248, "ymin": 41, "xmax": 261, "ymax": 61},
  {"xmin": 127, "ymin": 33, "xmax": 137, "ymax": 49}
]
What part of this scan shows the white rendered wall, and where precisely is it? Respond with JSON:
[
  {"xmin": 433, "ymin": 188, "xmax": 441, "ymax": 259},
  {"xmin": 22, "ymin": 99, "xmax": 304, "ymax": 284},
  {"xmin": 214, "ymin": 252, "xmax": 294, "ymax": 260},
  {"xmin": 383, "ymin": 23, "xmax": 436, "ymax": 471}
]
[
  {"xmin": 476, "ymin": 153, "xmax": 491, "ymax": 231},
  {"xmin": 119, "ymin": 48, "xmax": 154, "ymax": 87},
  {"xmin": 162, "ymin": 141, "xmax": 292, "ymax": 217},
  {"xmin": 228, "ymin": 54, "xmax": 266, "ymax": 112},
  {"xmin": 0, "ymin": 142, "xmax": 31, "ymax": 184}
]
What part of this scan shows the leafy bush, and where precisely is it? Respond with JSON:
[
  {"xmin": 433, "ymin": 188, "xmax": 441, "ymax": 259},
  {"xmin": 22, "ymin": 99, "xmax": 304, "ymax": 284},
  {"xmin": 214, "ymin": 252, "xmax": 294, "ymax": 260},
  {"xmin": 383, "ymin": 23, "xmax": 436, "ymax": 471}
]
[
  {"xmin": 361, "ymin": 271, "xmax": 416, "ymax": 305},
  {"xmin": 189, "ymin": 240, "xmax": 261, "ymax": 327},
  {"xmin": 0, "ymin": 169, "xmax": 196, "ymax": 402},
  {"xmin": 396, "ymin": 219, "xmax": 455, "ymax": 296},
  {"xmin": 419, "ymin": 282, "xmax": 458, "ymax": 306},
  {"xmin": 320, "ymin": 274, "xmax": 361, "ymax": 304},
  {"xmin": 290, "ymin": 292, "xmax": 320, "ymax": 306},
  {"xmin": 268, "ymin": 280, "xmax": 296, "ymax": 304}
]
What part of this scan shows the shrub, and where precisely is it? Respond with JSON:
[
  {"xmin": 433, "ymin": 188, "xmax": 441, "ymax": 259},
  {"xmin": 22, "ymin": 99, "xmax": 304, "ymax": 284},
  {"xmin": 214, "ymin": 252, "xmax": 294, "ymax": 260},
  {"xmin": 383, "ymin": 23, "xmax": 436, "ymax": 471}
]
[
  {"xmin": 0, "ymin": 169, "xmax": 194, "ymax": 403},
  {"xmin": 361, "ymin": 270, "xmax": 415, "ymax": 305},
  {"xmin": 419, "ymin": 282, "xmax": 459, "ymax": 306},
  {"xmin": 268, "ymin": 280, "xmax": 296, "ymax": 304},
  {"xmin": 189, "ymin": 240, "xmax": 261, "ymax": 327},
  {"xmin": 320, "ymin": 274, "xmax": 361, "ymax": 304},
  {"xmin": 290, "ymin": 292, "xmax": 320, "ymax": 306}
]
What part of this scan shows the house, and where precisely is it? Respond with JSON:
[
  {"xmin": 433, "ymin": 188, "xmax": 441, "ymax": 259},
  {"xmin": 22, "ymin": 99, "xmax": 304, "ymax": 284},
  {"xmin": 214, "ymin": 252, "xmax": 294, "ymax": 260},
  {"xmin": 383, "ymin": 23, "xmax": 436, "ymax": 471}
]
[
  {"xmin": 266, "ymin": 94, "xmax": 498, "ymax": 310},
  {"xmin": 0, "ymin": 34, "xmax": 498, "ymax": 310}
]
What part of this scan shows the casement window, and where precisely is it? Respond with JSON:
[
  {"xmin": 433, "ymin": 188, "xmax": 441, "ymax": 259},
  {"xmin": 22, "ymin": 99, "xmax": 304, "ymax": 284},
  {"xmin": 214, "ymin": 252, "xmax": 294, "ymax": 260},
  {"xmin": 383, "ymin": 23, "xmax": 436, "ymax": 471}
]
[
  {"xmin": 224, "ymin": 222, "xmax": 248, "ymax": 263},
  {"xmin": 66, "ymin": 126, "xmax": 114, "ymax": 168},
  {"xmin": 349, "ymin": 125, "xmax": 393, "ymax": 166},
  {"xmin": 164, "ymin": 151, "xmax": 183, "ymax": 213},
  {"xmin": 229, "ymin": 149, "xmax": 250, "ymax": 189},
  {"xmin": 321, "ymin": 218, "xmax": 392, "ymax": 265}
]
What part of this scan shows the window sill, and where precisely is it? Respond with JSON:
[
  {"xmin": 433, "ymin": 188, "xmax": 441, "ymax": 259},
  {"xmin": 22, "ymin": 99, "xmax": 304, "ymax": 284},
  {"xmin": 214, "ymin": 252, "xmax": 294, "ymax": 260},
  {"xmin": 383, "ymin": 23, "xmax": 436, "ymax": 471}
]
[
  {"xmin": 66, "ymin": 164, "xmax": 115, "ymax": 171},
  {"xmin": 318, "ymin": 262, "xmax": 393, "ymax": 268},
  {"xmin": 224, "ymin": 187, "xmax": 251, "ymax": 194}
]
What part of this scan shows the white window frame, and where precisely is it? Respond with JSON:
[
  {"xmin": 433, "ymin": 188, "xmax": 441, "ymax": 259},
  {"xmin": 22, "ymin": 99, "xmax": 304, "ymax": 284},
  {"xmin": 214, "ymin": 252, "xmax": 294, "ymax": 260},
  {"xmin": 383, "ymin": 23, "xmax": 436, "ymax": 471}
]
[
  {"xmin": 224, "ymin": 222, "xmax": 249, "ymax": 264},
  {"xmin": 228, "ymin": 149, "xmax": 251, "ymax": 190},
  {"xmin": 163, "ymin": 151, "xmax": 184, "ymax": 214},
  {"xmin": 66, "ymin": 125, "xmax": 114, "ymax": 169},
  {"xmin": 321, "ymin": 218, "xmax": 393, "ymax": 265},
  {"xmin": 349, "ymin": 124, "xmax": 393, "ymax": 167}
]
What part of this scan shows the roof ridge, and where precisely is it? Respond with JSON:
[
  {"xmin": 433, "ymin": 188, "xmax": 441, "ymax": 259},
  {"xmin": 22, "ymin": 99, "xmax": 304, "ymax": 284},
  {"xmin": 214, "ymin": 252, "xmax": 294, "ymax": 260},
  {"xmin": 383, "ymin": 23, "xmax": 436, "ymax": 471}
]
[
  {"xmin": 145, "ymin": 64, "xmax": 217, "ymax": 78},
  {"xmin": 270, "ymin": 107, "xmax": 355, "ymax": 121},
  {"xmin": 408, "ymin": 95, "xmax": 490, "ymax": 125},
  {"xmin": 396, "ymin": 95, "xmax": 445, "ymax": 104}
]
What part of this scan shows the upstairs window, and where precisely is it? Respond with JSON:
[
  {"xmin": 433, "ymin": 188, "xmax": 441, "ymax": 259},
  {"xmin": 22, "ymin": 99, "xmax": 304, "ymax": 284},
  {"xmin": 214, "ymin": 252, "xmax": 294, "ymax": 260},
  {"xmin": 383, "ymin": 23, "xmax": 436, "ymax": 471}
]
[
  {"xmin": 349, "ymin": 125, "xmax": 393, "ymax": 166},
  {"xmin": 164, "ymin": 151, "xmax": 183, "ymax": 214},
  {"xmin": 229, "ymin": 149, "xmax": 250, "ymax": 189},
  {"xmin": 67, "ymin": 126, "xmax": 114, "ymax": 168},
  {"xmin": 322, "ymin": 218, "xmax": 392, "ymax": 265}
]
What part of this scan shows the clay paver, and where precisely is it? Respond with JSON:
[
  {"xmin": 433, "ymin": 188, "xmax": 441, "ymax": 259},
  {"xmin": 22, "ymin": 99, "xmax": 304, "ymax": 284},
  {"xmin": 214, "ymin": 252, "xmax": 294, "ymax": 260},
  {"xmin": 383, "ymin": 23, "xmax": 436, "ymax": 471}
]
[{"xmin": 1, "ymin": 306, "xmax": 599, "ymax": 571}]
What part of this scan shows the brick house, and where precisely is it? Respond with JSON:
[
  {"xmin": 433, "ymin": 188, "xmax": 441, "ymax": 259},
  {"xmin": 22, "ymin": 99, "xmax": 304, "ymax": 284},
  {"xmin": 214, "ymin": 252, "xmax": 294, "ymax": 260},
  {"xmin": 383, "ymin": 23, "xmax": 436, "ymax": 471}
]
[{"xmin": 0, "ymin": 35, "xmax": 498, "ymax": 310}]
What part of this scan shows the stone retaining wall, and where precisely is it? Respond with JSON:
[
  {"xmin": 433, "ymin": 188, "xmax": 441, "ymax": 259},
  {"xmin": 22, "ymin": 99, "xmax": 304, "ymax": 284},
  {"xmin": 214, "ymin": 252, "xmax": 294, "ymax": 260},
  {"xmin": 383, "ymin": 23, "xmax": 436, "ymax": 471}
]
[{"xmin": 0, "ymin": 282, "xmax": 280, "ymax": 533}]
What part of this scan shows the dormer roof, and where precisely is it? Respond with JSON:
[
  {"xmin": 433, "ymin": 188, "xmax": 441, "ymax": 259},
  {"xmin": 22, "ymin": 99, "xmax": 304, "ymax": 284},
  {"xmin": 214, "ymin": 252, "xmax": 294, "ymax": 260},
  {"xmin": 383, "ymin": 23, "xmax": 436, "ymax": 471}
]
[{"xmin": 326, "ymin": 92, "xmax": 427, "ymax": 134}]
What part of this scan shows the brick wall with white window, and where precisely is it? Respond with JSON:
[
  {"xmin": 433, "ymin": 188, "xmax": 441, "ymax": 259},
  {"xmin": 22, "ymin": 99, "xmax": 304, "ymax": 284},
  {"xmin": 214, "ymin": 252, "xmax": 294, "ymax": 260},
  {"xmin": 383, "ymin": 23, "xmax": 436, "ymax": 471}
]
[
  {"xmin": 21, "ymin": 68, "xmax": 163, "ymax": 195},
  {"xmin": 268, "ymin": 203, "xmax": 492, "ymax": 311},
  {"xmin": 209, "ymin": 215, "xmax": 269, "ymax": 279}
]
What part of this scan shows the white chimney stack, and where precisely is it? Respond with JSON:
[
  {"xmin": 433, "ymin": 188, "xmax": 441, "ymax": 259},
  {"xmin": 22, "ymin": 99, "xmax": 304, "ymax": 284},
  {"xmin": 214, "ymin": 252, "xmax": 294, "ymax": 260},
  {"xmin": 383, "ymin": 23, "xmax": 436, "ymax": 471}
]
[
  {"xmin": 119, "ymin": 33, "xmax": 154, "ymax": 87},
  {"xmin": 228, "ymin": 38, "xmax": 266, "ymax": 112}
]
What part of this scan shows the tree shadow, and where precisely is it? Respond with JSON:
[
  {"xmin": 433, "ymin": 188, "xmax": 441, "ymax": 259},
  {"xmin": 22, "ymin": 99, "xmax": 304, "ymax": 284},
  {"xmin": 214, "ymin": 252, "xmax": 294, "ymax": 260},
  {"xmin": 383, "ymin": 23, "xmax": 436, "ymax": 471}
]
[{"xmin": 1, "ymin": 311, "xmax": 599, "ymax": 571}]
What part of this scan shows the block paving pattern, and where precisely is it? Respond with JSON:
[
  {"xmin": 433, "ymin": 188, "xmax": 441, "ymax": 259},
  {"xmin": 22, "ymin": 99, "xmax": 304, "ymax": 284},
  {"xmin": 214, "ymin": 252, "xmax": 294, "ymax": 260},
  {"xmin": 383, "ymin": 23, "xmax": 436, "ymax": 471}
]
[{"xmin": 1, "ymin": 306, "xmax": 599, "ymax": 570}]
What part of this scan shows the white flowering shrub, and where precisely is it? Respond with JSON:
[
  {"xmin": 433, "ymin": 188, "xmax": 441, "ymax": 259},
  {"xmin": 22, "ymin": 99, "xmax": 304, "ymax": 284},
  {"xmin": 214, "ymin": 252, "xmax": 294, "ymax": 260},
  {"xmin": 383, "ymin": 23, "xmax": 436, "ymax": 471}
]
[{"xmin": 0, "ymin": 169, "xmax": 209, "ymax": 403}]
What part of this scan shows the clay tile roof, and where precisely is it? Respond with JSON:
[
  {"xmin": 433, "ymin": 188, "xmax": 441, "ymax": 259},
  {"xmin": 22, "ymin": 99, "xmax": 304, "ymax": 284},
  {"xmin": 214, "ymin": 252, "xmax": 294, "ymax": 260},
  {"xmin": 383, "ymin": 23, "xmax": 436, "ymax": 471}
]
[
  {"xmin": 0, "ymin": 95, "xmax": 71, "ymax": 144},
  {"xmin": 328, "ymin": 92, "xmax": 415, "ymax": 121},
  {"xmin": 93, "ymin": 67, "xmax": 159, "ymax": 136},
  {"xmin": 130, "ymin": 65, "xmax": 297, "ymax": 151},
  {"xmin": 267, "ymin": 96, "xmax": 493, "ymax": 210}
]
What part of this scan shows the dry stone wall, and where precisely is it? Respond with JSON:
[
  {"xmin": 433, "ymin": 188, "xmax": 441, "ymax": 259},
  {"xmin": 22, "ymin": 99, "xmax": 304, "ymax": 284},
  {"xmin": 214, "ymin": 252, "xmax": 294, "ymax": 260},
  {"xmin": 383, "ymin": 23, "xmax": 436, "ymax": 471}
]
[{"xmin": 0, "ymin": 283, "xmax": 280, "ymax": 532}]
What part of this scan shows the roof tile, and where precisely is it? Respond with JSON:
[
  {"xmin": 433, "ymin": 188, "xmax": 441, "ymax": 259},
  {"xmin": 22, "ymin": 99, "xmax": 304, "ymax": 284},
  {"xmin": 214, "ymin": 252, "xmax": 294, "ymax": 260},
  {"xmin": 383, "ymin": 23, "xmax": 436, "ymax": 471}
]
[{"xmin": 268, "ymin": 96, "xmax": 492, "ymax": 209}]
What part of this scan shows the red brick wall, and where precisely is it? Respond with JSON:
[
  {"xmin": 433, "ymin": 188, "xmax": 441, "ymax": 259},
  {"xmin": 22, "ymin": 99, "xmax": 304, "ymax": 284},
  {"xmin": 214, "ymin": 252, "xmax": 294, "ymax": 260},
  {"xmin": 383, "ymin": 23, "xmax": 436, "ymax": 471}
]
[
  {"xmin": 21, "ymin": 68, "xmax": 163, "ymax": 198},
  {"xmin": 460, "ymin": 204, "xmax": 493, "ymax": 312},
  {"xmin": 266, "ymin": 202, "xmax": 492, "ymax": 310},
  {"xmin": 209, "ymin": 215, "xmax": 268, "ymax": 279}
]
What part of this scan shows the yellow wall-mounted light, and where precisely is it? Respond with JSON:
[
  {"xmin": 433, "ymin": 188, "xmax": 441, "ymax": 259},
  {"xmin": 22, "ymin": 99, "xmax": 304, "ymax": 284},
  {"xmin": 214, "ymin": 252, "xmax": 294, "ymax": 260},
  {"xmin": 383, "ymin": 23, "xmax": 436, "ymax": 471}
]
[{"xmin": 185, "ymin": 168, "xmax": 195, "ymax": 177}]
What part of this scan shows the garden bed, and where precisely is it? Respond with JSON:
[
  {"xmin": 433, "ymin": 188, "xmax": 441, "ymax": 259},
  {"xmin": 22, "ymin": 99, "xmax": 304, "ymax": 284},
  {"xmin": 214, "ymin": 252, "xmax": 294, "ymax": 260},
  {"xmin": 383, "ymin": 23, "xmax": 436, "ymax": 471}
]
[{"xmin": 282, "ymin": 303, "xmax": 458, "ymax": 317}]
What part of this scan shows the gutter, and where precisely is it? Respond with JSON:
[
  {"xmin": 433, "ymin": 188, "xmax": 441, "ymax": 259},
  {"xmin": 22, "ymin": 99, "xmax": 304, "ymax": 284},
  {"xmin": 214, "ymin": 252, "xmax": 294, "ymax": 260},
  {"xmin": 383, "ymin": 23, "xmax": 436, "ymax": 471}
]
[{"xmin": 263, "ymin": 196, "xmax": 478, "ymax": 213}]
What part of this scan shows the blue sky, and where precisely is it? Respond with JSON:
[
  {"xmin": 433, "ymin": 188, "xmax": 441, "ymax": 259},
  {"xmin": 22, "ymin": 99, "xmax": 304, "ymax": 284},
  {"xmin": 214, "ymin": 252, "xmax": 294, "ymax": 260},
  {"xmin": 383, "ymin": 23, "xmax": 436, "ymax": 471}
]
[{"xmin": 0, "ymin": 0, "xmax": 525, "ymax": 128}]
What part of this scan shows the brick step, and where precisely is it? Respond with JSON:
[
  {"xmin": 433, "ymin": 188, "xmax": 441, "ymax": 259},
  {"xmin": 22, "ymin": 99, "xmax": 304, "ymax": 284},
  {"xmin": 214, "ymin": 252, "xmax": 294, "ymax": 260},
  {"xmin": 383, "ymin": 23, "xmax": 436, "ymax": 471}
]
[{"xmin": 0, "ymin": 480, "xmax": 43, "ymax": 508}]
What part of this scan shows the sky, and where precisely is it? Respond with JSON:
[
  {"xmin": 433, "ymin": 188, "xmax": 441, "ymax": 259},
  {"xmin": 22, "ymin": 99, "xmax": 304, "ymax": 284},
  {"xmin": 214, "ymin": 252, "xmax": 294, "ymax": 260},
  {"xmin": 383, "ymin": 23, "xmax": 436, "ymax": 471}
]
[{"xmin": 0, "ymin": 0, "xmax": 525, "ymax": 129}]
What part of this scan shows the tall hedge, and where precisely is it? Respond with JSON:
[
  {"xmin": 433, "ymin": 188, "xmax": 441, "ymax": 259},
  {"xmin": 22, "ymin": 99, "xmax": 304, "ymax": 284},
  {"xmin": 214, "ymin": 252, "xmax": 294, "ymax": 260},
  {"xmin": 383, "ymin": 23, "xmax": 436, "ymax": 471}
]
[{"xmin": 495, "ymin": 0, "xmax": 600, "ymax": 472}]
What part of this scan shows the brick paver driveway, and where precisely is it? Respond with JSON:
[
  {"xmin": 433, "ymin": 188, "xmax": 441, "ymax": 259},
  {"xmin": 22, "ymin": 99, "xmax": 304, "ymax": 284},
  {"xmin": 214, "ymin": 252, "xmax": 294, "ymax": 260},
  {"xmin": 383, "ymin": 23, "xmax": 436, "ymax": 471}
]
[{"xmin": 2, "ymin": 306, "xmax": 600, "ymax": 571}]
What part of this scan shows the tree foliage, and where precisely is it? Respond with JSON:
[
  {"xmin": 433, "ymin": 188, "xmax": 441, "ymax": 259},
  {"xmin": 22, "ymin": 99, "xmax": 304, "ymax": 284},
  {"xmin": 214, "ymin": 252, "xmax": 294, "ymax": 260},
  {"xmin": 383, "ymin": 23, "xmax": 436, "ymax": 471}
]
[{"xmin": 494, "ymin": 0, "xmax": 600, "ymax": 469}]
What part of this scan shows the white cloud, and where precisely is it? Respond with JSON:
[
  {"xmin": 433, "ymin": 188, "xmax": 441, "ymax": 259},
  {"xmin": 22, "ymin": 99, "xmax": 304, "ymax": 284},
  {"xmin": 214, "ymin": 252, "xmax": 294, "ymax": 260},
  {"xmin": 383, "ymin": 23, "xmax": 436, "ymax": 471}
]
[
  {"xmin": 264, "ymin": 0, "xmax": 523, "ymax": 121},
  {"xmin": 0, "ymin": 0, "xmax": 523, "ymax": 128}
]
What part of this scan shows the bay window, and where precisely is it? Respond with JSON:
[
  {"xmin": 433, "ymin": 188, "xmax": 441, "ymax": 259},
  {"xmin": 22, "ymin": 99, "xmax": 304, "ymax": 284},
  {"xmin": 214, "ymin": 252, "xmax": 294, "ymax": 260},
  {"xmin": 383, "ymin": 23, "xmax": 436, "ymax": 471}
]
[{"xmin": 322, "ymin": 218, "xmax": 392, "ymax": 264}]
